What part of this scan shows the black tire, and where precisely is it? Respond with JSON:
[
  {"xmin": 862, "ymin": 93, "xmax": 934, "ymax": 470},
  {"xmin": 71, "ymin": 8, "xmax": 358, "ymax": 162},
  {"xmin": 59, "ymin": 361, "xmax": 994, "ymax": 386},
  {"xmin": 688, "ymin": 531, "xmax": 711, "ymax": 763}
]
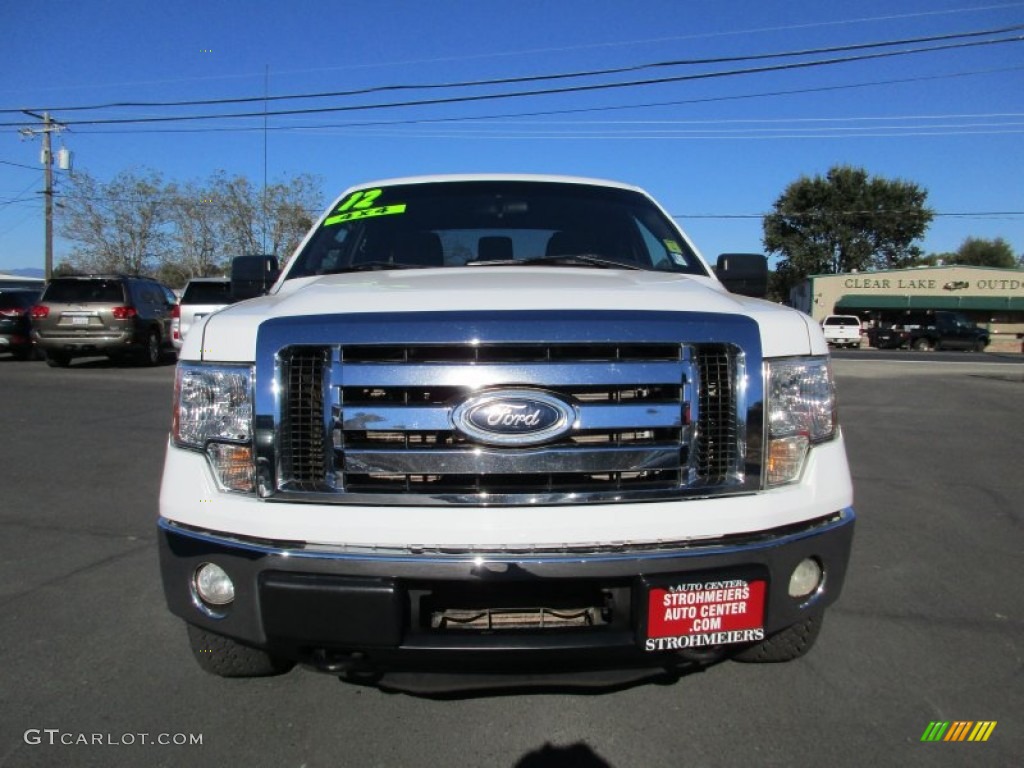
[
  {"xmin": 186, "ymin": 624, "xmax": 294, "ymax": 678},
  {"xmin": 973, "ymin": 340, "xmax": 986, "ymax": 353},
  {"xmin": 138, "ymin": 330, "xmax": 161, "ymax": 366},
  {"xmin": 911, "ymin": 337, "xmax": 933, "ymax": 352},
  {"xmin": 732, "ymin": 609, "xmax": 825, "ymax": 663},
  {"xmin": 45, "ymin": 351, "xmax": 70, "ymax": 368}
]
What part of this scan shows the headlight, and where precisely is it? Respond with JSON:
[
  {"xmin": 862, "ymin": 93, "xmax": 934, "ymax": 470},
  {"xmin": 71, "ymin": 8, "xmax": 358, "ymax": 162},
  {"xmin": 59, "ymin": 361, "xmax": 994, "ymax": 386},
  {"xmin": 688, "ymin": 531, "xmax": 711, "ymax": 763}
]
[
  {"xmin": 765, "ymin": 357, "xmax": 837, "ymax": 487},
  {"xmin": 172, "ymin": 364, "xmax": 255, "ymax": 492}
]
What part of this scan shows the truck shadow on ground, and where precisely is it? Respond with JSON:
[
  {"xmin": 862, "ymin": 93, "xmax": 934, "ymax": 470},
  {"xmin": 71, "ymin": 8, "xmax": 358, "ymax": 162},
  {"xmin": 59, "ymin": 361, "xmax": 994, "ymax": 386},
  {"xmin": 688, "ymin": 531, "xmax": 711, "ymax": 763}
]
[{"xmin": 514, "ymin": 741, "xmax": 613, "ymax": 767}]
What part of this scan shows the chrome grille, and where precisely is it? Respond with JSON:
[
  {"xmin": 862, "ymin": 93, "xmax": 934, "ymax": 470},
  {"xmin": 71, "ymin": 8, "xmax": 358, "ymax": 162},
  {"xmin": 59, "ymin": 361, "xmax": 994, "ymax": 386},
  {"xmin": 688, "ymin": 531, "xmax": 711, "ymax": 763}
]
[
  {"xmin": 279, "ymin": 347, "xmax": 329, "ymax": 488},
  {"xmin": 694, "ymin": 347, "xmax": 738, "ymax": 484},
  {"xmin": 327, "ymin": 343, "xmax": 689, "ymax": 497},
  {"xmin": 271, "ymin": 326, "xmax": 753, "ymax": 505}
]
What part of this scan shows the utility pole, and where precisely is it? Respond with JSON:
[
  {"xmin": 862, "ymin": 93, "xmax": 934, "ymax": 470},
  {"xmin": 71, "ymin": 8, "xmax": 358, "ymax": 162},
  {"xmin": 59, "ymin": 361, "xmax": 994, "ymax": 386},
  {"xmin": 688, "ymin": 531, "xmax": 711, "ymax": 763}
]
[{"xmin": 20, "ymin": 111, "xmax": 65, "ymax": 280}]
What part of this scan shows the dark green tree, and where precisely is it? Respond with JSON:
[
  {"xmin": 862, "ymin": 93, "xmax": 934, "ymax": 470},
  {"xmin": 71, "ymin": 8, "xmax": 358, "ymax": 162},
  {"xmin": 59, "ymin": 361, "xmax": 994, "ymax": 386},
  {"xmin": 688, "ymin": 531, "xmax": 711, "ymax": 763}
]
[
  {"xmin": 767, "ymin": 261, "xmax": 800, "ymax": 304},
  {"xmin": 947, "ymin": 237, "xmax": 1018, "ymax": 268},
  {"xmin": 763, "ymin": 166, "xmax": 933, "ymax": 282},
  {"xmin": 52, "ymin": 260, "xmax": 82, "ymax": 276}
]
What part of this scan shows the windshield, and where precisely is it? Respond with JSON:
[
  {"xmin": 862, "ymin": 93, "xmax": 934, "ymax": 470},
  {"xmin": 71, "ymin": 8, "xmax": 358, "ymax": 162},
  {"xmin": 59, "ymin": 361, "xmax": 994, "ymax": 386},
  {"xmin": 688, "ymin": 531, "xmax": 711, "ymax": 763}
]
[
  {"xmin": 42, "ymin": 279, "xmax": 125, "ymax": 303},
  {"xmin": 286, "ymin": 180, "xmax": 708, "ymax": 279},
  {"xmin": 0, "ymin": 290, "xmax": 40, "ymax": 309},
  {"xmin": 182, "ymin": 281, "xmax": 232, "ymax": 304}
]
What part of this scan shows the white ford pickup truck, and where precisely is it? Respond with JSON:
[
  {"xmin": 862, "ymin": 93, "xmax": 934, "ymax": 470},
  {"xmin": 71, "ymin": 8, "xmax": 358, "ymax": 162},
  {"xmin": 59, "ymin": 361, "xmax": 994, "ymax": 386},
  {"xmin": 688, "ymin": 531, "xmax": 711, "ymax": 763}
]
[
  {"xmin": 159, "ymin": 175, "xmax": 854, "ymax": 687},
  {"xmin": 821, "ymin": 315, "xmax": 863, "ymax": 349}
]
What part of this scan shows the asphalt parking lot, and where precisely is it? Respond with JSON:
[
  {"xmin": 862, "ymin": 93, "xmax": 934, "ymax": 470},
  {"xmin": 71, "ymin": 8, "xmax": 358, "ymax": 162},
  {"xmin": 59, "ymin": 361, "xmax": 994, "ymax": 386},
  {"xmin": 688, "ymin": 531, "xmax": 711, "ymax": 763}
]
[{"xmin": 0, "ymin": 352, "xmax": 1021, "ymax": 767}]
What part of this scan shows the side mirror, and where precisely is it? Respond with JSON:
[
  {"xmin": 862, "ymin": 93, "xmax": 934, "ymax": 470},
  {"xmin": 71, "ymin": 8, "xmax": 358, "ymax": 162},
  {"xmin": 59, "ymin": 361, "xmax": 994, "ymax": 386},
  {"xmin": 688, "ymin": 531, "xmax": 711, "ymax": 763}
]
[
  {"xmin": 715, "ymin": 253, "xmax": 768, "ymax": 298},
  {"xmin": 231, "ymin": 255, "xmax": 280, "ymax": 301}
]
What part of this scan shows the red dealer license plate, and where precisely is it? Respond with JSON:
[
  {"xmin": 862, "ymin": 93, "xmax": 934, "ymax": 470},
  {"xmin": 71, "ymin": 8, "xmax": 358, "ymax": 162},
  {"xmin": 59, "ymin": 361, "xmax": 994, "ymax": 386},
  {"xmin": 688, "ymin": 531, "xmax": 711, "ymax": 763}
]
[{"xmin": 645, "ymin": 578, "xmax": 766, "ymax": 652}]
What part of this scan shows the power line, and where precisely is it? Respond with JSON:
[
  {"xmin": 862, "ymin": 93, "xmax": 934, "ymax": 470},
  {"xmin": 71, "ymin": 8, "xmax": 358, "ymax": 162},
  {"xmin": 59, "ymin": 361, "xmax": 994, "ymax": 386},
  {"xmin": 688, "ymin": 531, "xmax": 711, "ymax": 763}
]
[
  {"xmin": 72, "ymin": 66, "xmax": 1024, "ymax": 135},
  {"xmin": 0, "ymin": 207, "xmax": 39, "ymax": 239},
  {"xmin": 3, "ymin": 3, "xmax": 1019, "ymax": 97},
  {"xmin": 4, "ymin": 25, "xmax": 1019, "ymax": 114},
  {"xmin": 0, "ymin": 177, "xmax": 39, "ymax": 202},
  {"xmin": 0, "ymin": 158, "xmax": 41, "ymax": 171},
  {"xmin": 1, "ymin": 34, "xmax": 1020, "ymax": 129},
  {"xmin": 295, "ymin": 126, "xmax": 1024, "ymax": 141}
]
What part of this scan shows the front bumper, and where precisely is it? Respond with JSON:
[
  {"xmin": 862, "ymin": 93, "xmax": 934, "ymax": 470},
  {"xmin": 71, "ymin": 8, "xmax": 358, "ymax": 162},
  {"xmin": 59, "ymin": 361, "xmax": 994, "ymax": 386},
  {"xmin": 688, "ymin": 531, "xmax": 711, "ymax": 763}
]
[{"xmin": 159, "ymin": 507, "xmax": 855, "ymax": 674}]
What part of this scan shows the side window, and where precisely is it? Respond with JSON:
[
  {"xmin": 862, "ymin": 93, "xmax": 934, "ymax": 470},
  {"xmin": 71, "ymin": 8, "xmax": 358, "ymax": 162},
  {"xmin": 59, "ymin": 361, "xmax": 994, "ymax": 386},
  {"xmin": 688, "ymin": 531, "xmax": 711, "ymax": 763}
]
[
  {"xmin": 140, "ymin": 282, "xmax": 163, "ymax": 309},
  {"xmin": 635, "ymin": 217, "xmax": 673, "ymax": 269}
]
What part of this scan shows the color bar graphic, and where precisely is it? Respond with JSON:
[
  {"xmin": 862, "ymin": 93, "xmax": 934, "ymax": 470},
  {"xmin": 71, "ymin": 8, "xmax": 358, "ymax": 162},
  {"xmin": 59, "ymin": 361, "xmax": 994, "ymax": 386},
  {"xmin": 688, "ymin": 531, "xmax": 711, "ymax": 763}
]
[{"xmin": 920, "ymin": 721, "xmax": 996, "ymax": 743}]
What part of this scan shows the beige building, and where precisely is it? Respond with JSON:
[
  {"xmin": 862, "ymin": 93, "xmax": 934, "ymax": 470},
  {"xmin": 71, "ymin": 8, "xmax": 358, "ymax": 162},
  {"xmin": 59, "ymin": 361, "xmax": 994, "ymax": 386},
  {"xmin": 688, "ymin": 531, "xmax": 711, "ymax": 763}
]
[{"xmin": 790, "ymin": 265, "xmax": 1024, "ymax": 351}]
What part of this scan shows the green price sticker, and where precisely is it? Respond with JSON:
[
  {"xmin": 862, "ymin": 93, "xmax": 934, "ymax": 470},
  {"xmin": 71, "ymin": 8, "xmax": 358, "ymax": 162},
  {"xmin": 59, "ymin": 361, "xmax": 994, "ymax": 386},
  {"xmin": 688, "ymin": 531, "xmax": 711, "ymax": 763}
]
[{"xmin": 324, "ymin": 188, "xmax": 407, "ymax": 226}]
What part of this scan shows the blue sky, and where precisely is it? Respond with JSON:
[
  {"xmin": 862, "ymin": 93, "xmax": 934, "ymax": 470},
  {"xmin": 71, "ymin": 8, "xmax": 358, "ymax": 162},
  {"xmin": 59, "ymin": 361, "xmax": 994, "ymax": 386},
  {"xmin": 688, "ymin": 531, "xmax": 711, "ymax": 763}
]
[{"xmin": 1, "ymin": 0, "xmax": 1022, "ymax": 274}]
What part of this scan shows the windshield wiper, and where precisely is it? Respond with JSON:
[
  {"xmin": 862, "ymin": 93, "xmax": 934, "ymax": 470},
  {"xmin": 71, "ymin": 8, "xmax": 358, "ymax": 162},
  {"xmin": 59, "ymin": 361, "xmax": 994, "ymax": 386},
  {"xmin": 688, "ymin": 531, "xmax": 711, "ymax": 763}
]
[{"xmin": 467, "ymin": 254, "xmax": 644, "ymax": 270}]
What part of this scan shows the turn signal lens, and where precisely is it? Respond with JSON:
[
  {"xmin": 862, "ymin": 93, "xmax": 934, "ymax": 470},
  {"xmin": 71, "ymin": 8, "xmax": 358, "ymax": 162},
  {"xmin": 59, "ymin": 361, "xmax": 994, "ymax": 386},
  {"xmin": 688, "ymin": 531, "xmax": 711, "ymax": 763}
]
[
  {"xmin": 206, "ymin": 443, "xmax": 255, "ymax": 492},
  {"xmin": 767, "ymin": 436, "xmax": 809, "ymax": 486}
]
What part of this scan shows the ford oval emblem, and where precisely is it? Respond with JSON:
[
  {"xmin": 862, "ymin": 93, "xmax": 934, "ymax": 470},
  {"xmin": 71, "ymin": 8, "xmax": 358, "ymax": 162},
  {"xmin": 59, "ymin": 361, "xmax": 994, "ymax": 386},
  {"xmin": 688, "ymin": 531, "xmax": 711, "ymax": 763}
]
[{"xmin": 452, "ymin": 390, "xmax": 575, "ymax": 446}]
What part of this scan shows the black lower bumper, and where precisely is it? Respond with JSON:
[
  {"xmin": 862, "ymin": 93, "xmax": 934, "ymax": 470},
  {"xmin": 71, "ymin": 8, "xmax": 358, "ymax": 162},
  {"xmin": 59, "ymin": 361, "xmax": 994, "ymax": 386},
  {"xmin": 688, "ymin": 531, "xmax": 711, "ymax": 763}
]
[{"xmin": 158, "ymin": 509, "xmax": 854, "ymax": 674}]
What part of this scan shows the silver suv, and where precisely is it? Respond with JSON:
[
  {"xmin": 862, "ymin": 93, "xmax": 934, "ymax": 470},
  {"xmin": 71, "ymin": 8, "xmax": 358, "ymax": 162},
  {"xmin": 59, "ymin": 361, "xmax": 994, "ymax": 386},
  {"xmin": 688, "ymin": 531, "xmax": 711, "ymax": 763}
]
[
  {"xmin": 31, "ymin": 275, "xmax": 177, "ymax": 367},
  {"xmin": 171, "ymin": 277, "xmax": 233, "ymax": 351}
]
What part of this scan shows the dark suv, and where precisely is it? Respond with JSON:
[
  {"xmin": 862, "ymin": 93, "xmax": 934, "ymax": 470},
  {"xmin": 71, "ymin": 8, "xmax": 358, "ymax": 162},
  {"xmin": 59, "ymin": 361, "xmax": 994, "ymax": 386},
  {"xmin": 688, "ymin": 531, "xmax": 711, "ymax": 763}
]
[
  {"xmin": 0, "ymin": 288, "xmax": 43, "ymax": 359},
  {"xmin": 31, "ymin": 275, "xmax": 177, "ymax": 367}
]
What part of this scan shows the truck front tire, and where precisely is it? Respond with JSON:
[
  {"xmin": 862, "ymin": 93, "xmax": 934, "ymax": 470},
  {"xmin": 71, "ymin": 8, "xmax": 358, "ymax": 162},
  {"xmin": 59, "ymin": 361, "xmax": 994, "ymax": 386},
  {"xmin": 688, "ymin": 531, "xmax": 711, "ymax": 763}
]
[
  {"xmin": 731, "ymin": 608, "xmax": 825, "ymax": 663},
  {"xmin": 186, "ymin": 624, "xmax": 294, "ymax": 678}
]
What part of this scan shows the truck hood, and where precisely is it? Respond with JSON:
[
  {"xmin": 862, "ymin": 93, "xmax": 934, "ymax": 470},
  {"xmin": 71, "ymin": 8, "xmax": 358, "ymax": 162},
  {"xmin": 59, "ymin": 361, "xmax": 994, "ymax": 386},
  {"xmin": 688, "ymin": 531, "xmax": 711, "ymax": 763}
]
[{"xmin": 189, "ymin": 267, "xmax": 824, "ymax": 361}]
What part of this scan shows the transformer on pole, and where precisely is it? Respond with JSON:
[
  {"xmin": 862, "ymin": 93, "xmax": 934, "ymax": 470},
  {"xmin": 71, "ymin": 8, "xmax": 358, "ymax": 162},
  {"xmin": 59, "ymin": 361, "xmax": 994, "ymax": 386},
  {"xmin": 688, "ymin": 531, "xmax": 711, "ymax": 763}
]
[{"xmin": 19, "ymin": 111, "xmax": 66, "ymax": 281}]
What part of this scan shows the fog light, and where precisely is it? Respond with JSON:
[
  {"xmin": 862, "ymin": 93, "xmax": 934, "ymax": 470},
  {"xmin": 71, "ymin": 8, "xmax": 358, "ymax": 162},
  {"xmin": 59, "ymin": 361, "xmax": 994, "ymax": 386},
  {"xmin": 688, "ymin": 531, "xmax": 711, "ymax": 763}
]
[
  {"xmin": 194, "ymin": 562, "xmax": 235, "ymax": 606},
  {"xmin": 788, "ymin": 558, "xmax": 823, "ymax": 599}
]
